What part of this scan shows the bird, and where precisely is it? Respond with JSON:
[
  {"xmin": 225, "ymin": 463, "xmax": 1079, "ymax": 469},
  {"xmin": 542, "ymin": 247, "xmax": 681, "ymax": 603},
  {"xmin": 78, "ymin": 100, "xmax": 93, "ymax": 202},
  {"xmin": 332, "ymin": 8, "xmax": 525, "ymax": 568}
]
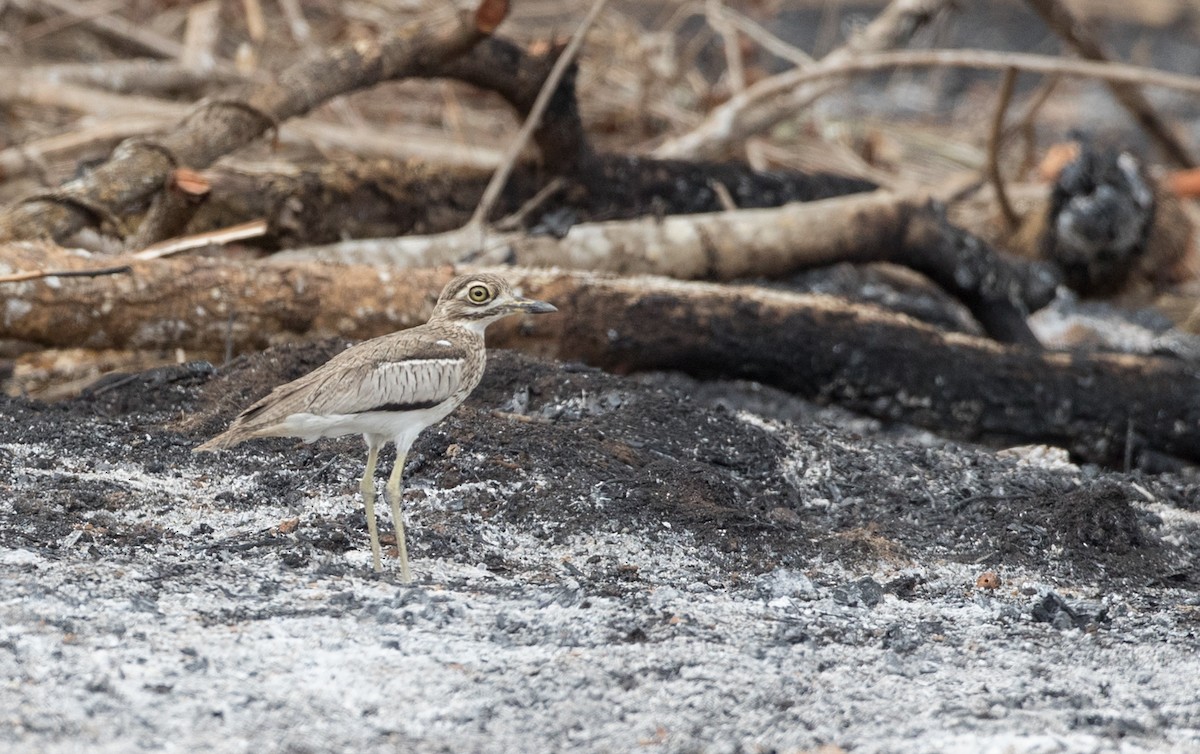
[{"xmin": 194, "ymin": 273, "xmax": 557, "ymax": 582}]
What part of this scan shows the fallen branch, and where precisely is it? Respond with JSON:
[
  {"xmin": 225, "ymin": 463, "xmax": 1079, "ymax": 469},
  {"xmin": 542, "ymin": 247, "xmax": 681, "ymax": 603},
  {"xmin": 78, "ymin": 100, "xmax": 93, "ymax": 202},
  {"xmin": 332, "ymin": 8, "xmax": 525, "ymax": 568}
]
[
  {"xmin": 0, "ymin": 0, "xmax": 508, "ymax": 243},
  {"xmin": 0, "ymin": 114, "xmax": 171, "ymax": 184},
  {"xmin": 149, "ymin": 155, "xmax": 876, "ymax": 251},
  {"xmin": 275, "ymin": 190, "xmax": 1057, "ymax": 344},
  {"xmin": 0, "ymin": 250, "xmax": 1190, "ymax": 466},
  {"xmin": 0, "ymin": 83, "xmax": 503, "ymax": 180},
  {"xmin": 510, "ymin": 273, "xmax": 1200, "ymax": 468}
]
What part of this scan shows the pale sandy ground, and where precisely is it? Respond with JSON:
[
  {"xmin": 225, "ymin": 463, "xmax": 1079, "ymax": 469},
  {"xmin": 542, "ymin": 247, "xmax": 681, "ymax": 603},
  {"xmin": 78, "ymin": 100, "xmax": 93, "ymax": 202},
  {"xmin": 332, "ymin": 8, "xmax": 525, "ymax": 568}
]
[{"xmin": 3, "ymin": 412, "xmax": 1199, "ymax": 754}]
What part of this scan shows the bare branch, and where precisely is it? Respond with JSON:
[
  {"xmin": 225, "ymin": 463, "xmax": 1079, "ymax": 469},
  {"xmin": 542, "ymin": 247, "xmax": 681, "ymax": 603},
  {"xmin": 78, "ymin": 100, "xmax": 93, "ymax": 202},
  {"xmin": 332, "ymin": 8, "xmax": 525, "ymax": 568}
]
[
  {"xmin": 274, "ymin": 190, "xmax": 1056, "ymax": 343},
  {"xmin": 656, "ymin": 43, "xmax": 1200, "ymax": 160},
  {"xmin": 1026, "ymin": 0, "xmax": 1196, "ymax": 168},
  {"xmin": 655, "ymin": 0, "xmax": 952, "ymax": 159}
]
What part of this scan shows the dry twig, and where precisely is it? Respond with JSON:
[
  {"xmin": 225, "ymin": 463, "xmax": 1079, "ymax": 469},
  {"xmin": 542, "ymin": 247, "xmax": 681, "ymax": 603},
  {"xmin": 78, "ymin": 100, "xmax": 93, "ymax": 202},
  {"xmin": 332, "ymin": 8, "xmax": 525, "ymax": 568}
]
[
  {"xmin": 2, "ymin": 60, "xmax": 245, "ymax": 95},
  {"xmin": 986, "ymin": 68, "xmax": 1020, "ymax": 231},
  {"xmin": 19, "ymin": 0, "xmax": 186, "ymax": 59},
  {"xmin": 705, "ymin": 0, "xmax": 765, "ymax": 170},
  {"xmin": 129, "ymin": 219, "xmax": 268, "ymax": 260},
  {"xmin": 467, "ymin": 0, "xmax": 610, "ymax": 231},
  {"xmin": 713, "ymin": 4, "xmax": 814, "ymax": 67},
  {"xmin": 0, "ymin": 262, "xmax": 130, "ymax": 283},
  {"xmin": 181, "ymin": 0, "xmax": 222, "ymax": 72},
  {"xmin": 1006, "ymin": 74, "xmax": 1061, "ymax": 175},
  {"xmin": 800, "ymin": 48, "xmax": 1200, "ymax": 99}
]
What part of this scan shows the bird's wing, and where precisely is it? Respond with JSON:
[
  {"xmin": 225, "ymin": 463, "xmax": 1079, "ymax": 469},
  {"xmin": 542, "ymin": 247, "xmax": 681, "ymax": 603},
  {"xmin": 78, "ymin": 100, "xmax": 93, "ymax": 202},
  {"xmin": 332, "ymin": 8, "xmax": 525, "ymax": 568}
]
[
  {"xmin": 296, "ymin": 355, "xmax": 467, "ymax": 417},
  {"xmin": 218, "ymin": 328, "xmax": 475, "ymax": 436}
]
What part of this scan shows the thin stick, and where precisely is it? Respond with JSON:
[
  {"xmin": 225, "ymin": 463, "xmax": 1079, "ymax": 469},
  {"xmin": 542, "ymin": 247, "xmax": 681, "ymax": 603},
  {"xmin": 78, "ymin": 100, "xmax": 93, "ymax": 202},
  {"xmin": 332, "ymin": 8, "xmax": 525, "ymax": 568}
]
[
  {"xmin": 766, "ymin": 49, "xmax": 1200, "ymax": 112},
  {"xmin": 182, "ymin": 1, "xmax": 223, "ymax": 72},
  {"xmin": 986, "ymin": 68, "xmax": 1020, "ymax": 231},
  {"xmin": 0, "ymin": 265, "xmax": 131, "ymax": 284},
  {"xmin": 715, "ymin": 4, "xmax": 814, "ymax": 67},
  {"xmin": 20, "ymin": 0, "xmax": 124, "ymax": 42},
  {"xmin": 128, "ymin": 219, "xmax": 268, "ymax": 260},
  {"xmin": 706, "ymin": 0, "xmax": 765, "ymax": 170},
  {"xmin": 707, "ymin": 0, "xmax": 746, "ymax": 94},
  {"xmin": 736, "ymin": 47, "xmax": 1200, "ymax": 107},
  {"xmin": 467, "ymin": 0, "xmax": 610, "ymax": 230},
  {"xmin": 1007, "ymin": 74, "xmax": 1060, "ymax": 139},
  {"xmin": 277, "ymin": 0, "xmax": 313, "ymax": 45},
  {"xmin": 241, "ymin": 0, "xmax": 266, "ymax": 43},
  {"xmin": 493, "ymin": 177, "xmax": 567, "ymax": 232},
  {"xmin": 1008, "ymin": 74, "xmax": 1059, "ymax": 177}
]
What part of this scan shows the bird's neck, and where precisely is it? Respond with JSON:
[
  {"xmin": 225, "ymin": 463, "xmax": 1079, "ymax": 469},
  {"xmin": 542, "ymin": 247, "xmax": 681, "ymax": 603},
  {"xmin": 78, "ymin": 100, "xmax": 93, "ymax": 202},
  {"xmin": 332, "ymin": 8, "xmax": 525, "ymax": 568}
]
[{"xmin": 431, "ymin": 317, "xmax": 492, "ymax": 338}]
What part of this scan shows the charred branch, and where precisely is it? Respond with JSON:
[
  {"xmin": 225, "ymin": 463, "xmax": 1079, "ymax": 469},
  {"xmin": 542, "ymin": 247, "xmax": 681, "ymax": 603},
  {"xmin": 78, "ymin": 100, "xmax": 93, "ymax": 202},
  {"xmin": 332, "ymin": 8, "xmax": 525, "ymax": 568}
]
[
  {"xmin": 278, "ymin": 191, "xmax": 1057, "ymax": 344},
  {"xmin": 0, "ymin": 252, "xmax": 1188, "ymax": 466}
]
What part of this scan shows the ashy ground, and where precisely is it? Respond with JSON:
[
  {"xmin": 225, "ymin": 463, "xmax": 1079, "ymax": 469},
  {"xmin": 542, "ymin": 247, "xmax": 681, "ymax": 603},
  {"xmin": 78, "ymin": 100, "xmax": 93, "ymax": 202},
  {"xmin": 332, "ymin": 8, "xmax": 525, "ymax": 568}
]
[{"xmin": 1, "ymin": 346, "xmax": 1199, "ymax": 753}]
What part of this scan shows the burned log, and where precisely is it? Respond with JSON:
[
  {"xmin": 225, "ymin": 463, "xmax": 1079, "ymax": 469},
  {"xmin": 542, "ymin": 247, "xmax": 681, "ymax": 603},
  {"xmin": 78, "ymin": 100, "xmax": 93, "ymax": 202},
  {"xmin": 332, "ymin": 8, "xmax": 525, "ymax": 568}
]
[
  {"xmin": 278, "ymin": 190, "xmax": 1057, "ymax": 345},
  {"xmin": 0, "ymin": 250, "xmax": 1193, "ymax": 467},
  {"xmin": 179, "ymin": 157, "xmax": 876, "ymax": 248},
  {"xmin": 507, "ymin": 273, "xmax": 1200, "ymax": 468},
  {"xmin": 1040, "ymin": 144, "xmax": 1156, "ymax": 295},
  {"xmin": 958, "ymin": 144, "xmax": 1195, "ymax": 302}
]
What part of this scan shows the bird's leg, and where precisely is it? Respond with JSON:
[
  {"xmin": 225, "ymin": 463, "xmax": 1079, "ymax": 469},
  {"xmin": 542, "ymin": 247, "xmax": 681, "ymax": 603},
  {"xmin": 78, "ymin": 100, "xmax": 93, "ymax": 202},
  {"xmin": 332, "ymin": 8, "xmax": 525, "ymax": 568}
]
[
  {"xmin": 361, "ymin": 442, "xmax": 383, "ymax": 573},
  {"xmin": 386, "ymin": 451, "xmax": 412, "ymax": 584}
]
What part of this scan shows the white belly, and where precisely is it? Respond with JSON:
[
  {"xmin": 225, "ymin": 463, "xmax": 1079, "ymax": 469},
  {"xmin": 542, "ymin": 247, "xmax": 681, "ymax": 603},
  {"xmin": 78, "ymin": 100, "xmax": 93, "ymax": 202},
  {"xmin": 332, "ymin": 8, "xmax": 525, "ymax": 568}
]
[{"xmin": 276, "ymin": 403, "xmax": 457, "ymax": 446}]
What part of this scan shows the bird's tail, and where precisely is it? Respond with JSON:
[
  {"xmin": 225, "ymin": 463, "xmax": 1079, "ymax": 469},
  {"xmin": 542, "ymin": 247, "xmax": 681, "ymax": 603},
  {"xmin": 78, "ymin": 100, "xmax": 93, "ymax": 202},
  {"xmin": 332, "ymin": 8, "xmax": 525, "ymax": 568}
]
[{"xmin": 193, "ymin": 428, "xmax": 247, "ymax": 453}]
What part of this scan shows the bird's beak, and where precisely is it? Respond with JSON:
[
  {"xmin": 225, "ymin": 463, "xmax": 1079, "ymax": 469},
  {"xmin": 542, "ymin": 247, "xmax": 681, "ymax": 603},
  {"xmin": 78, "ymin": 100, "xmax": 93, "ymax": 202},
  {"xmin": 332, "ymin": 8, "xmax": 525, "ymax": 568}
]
[{"xmin": 513, "ymin": 297, "xmax": 557, "ymax": 314}]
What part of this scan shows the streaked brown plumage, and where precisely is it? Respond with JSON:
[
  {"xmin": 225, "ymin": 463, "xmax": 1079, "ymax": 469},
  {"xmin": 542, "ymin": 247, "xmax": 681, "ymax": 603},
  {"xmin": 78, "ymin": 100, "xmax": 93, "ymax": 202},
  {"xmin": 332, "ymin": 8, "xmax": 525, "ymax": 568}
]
[{"xmin": 195, "ymin": 273, "xmax": 556, "ymax": 580}]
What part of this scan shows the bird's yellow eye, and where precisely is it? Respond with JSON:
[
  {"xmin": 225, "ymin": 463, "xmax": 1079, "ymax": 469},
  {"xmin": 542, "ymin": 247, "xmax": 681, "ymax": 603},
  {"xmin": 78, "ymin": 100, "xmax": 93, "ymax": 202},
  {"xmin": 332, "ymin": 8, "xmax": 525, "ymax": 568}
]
[{"xmin": 466, "ymin": 284, "xmax": 492, "ymax": 304}]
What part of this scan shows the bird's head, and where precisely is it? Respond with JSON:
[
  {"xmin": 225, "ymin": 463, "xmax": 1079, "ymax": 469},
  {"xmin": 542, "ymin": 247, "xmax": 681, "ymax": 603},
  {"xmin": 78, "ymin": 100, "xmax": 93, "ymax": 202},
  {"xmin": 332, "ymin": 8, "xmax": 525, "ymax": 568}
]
[{"xmin": 429, "ymin": 273, "xmax": 557, "ymax": 331}]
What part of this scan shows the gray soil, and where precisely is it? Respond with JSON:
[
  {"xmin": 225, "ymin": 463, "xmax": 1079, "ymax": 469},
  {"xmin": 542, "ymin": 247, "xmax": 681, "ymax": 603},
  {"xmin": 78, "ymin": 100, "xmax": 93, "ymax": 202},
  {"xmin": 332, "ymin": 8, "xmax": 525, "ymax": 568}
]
[{"xmin": 2, "ymin": 345, "xmax": 1199, "ymax": 753}]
